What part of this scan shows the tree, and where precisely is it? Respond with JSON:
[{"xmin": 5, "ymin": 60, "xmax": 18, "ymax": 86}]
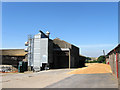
[
  {"xmin": 97, "ymin": 55, "xmax": 106, "ymax": 63},
  {"xmin": 85, "ymin": 57, "xmax": 91, "ymax": 63},
  {"xmin": 86, "ymin": 57, "xmax": 91, "ymax": 60}
]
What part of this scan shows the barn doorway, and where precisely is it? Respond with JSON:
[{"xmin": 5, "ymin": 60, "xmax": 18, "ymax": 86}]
[
  {"xmin": 57, "ymin": 55, "xmax": 69, "ymax": 68},
  {"xmin": 53, "ymin": 50, "xmax": 70, "ymax": 69}
]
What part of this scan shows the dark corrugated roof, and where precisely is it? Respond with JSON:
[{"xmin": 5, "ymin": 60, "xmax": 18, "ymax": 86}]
[
  {"xmin": 107, "ymin": 44, "xmax": 120, "ymax": 55},
  {"xmin": 79, "ymin": 54, "xmax": 86, "ymax": 57},
  {"xmin": 0, "ymin": 49, "xmax": 27, "ymax": 56},
  {"xmin": 53, "ymin": 38, "xmax": 79, "ymax": 48}
]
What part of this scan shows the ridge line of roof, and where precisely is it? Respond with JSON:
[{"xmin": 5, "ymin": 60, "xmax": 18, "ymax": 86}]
[
  {"xmin": 53, "ymin": 38, "xmax": 79, "ymax": 48},
  {"xmin": 107, "ymin": 44, "xmax": 120, "ymax": 55}
]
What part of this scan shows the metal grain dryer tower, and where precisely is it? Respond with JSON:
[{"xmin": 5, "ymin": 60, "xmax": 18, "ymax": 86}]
[{"xmin": 25, "ymin": 31, "xmax": 53, "ymax": 72}]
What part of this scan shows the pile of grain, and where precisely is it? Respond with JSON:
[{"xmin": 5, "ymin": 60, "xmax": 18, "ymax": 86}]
[{"xmin": 68, "ymin": 63, "xmax": 112, "ymax": 74}]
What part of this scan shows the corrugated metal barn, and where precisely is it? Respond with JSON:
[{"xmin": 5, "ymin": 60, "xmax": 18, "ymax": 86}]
[
  {"xmin": 1, "ymin": 31, "xmax": 86, "ymax": 72},
  {"xmin": 25, "ymin": 31, "xmax": 86, "ymax": 71},
  {"xmin": 0, "ymin": 49, "xmax": 27, "ymax": 70},
  {"xmin": 107, "ymin": 44, "xmax": 120, "ymax": 88},
  {"xmin": 51, "ymin": 38, "xmax": 80, "ymax": 69}
]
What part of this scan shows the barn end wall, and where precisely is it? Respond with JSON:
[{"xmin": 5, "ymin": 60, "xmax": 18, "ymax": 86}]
[
  {"xmin": 52, "ymin": 38, "xmax": 81, "ymax": 68},
  {"xmin": 70, "ymin": 45, "xmax": 79, "ymax": 68}
]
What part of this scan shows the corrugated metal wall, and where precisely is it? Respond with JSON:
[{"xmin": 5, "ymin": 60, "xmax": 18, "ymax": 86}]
[
  {"xmin": 118, "ymin": 50, "xmax": 120, "ymax": 89},
  {"xmin": 33, "ymin": 33, "xmax": 49, "ymax": 71},
  {"xmin": 33, "ymin": 34, "xmax": 41, "ymax": 71},
  {"xmin": 109, "ymin": 53, "xmax": 117, "ymax": 77},
  {"xmin": 108, "ymin": 46, "xmax": 120, "ymax": 90},
  {"xmin": 108, "ymin": 48, "xmax": 120, "ymax": 79},
  {"xmin": 39, "ymin": 38, "xmax": 48, "ymax": 64}
]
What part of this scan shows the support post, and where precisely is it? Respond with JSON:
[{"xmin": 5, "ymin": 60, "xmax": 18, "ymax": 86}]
[
  {"xmin": 116, "ymin": 53, "xmax": 118, "ymax": 78},
  {"xmin": 69, "ymin": 49, "xmax": 71, "ymax": 69}
]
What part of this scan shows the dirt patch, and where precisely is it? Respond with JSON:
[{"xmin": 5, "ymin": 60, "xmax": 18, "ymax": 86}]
[{"xmin": 68, "ymin": 63, "xmax": 112, "ymax": 74}]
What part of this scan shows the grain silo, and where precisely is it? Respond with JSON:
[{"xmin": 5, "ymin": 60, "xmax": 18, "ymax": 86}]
[{"xmin": 25, "ymin": 31, "xmax": 52, "ymax": 71}]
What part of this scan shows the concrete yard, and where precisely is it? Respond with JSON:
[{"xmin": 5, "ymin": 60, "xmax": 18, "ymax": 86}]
[
  {"xmin": 46, "ymin": 73, "xmax": 118, "ymax": 88},
  {"xmin": 1, "ymin": 63, "xmax": 118, "ymax": 88},
  {"xmin": 46, "ymin": 63, "xmax": 118, "ymax": 88},
  {"xmin": 2, "ymin": 69, "xmax": 74, "ymax": 88}
]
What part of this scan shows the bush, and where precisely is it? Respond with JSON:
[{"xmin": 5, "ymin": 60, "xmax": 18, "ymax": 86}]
[
  {"xmin": 85, "ymin": 60, "xmax": 98, "ymax": 63},
  {"xmin": 85, "ymin": 55, "xmax": 106, "ymax": 64},
  {"xmin": 97, "ymin": 55, "xmax": 106, "ymax": 64}
]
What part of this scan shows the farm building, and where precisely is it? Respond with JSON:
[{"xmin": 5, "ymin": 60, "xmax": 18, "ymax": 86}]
[
  {"xmin": 107, "ymin": 44, "xmax": 120, "ymax": 88},
  {"xmin": 0, "ymin": 31, "xmax": 86, "ymax": 72},
  {"xmin": 25, "ymin": 30, "xmax": 53, "ymax": 71},
  {"xmin": 52, "ymin": 38, "xmax": 80, "ymax": 69},
  {"xmin": 25, "ymin": 31, "xmax": 86, "ymax": 71},
  {"xmin": 79, "ymin": 55, "xmax": 86, "ymax": 67},
  {"xmin": 0, "ymin": 49, "xmax": 27, "ymax": 71}
]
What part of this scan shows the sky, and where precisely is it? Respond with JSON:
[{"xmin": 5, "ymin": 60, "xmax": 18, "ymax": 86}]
[{"xmin": 2, "ymin": 2, "xmax": 118, "ymax": 57}]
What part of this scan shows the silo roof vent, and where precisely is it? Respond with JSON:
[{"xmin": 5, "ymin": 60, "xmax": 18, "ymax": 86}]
[
  {"xmin": 46, "ymin": 31, "xmax": 50, "ymax": 34},
  {"xmin": 46, "ymin": 31, "xmax": 50, "ymax": 37}
]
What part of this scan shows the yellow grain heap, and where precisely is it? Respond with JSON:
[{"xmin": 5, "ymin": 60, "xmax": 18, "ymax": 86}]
[{"xmin": 68, "ymin": 63, "xmax": 112, "ymax": 74}]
